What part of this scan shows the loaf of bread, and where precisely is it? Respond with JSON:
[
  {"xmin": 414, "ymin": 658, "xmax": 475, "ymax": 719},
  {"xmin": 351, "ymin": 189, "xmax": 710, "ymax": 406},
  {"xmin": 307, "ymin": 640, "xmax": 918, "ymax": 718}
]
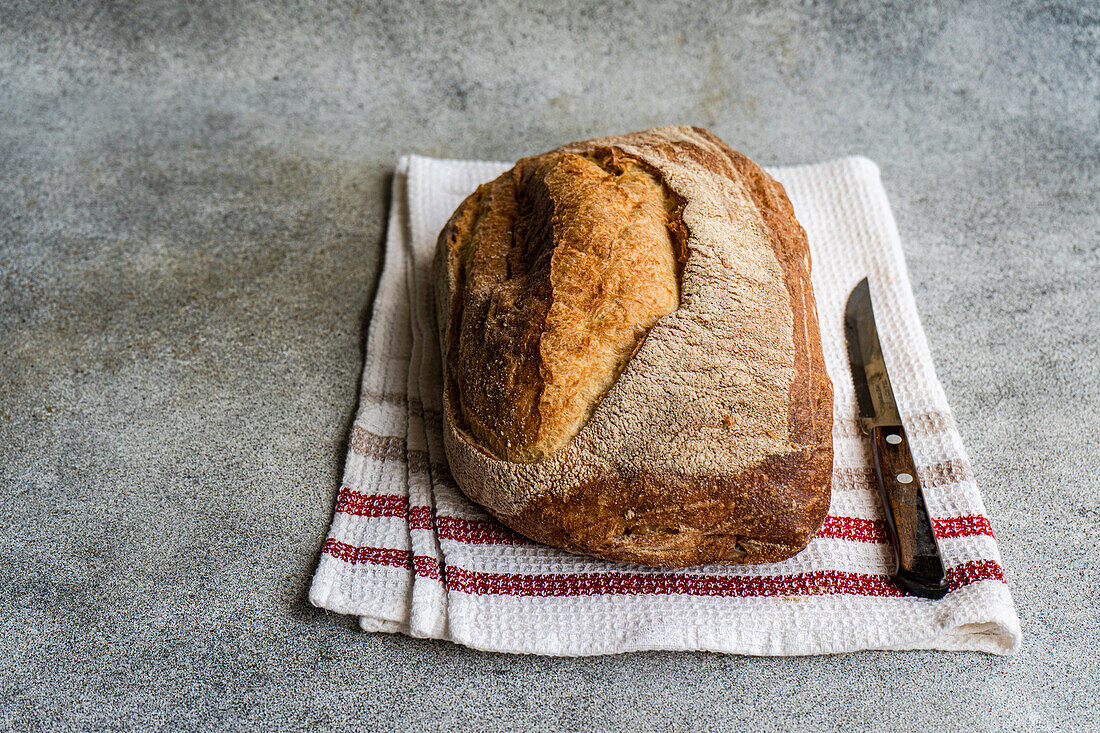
[{"xmin": 433, "ymin": 126, "xmax": 833, "ymax": 568}]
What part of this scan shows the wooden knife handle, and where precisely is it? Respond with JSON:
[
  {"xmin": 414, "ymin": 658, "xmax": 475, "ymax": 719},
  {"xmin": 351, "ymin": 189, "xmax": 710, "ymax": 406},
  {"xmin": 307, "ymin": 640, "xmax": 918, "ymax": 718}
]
[{"xmin": 870, "ymin": 425, "xmax": 949, "ymax": 599}]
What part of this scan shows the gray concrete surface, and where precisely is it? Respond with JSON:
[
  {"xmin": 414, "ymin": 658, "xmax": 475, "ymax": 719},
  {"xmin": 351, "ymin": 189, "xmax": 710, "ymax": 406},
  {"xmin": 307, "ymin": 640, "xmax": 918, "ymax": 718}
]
[{"xmin": 1, "ymin": 1, "xmax": 1097, "ymax": 730}]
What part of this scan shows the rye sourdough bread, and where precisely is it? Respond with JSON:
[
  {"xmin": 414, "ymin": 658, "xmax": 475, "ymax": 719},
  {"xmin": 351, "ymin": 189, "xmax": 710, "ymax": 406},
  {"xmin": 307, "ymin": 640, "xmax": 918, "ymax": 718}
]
[{"xmin": 433, "ymin": 126, "xmax": 833, "ymax": 568}]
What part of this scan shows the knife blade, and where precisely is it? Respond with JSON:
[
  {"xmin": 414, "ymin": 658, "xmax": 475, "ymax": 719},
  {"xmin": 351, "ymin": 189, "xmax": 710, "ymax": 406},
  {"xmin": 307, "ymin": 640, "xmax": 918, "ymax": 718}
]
[{"xmin": 844, "ymin": 278, "xmax": 948, "ymax": 599}]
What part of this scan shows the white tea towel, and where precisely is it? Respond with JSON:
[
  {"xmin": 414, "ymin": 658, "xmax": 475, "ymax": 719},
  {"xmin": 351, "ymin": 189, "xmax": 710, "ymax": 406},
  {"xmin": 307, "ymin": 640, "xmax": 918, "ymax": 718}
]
[{"xmin": 309, "ymin": 153, "xmax": 1023, "ymax": 655}]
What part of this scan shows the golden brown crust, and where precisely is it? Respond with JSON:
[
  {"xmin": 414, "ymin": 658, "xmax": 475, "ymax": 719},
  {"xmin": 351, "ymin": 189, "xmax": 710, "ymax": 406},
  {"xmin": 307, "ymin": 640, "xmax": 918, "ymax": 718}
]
[
  {"xmin": 435, "ymin": 126, "xmax": 833, "ymax": 568},
  {"xmin": 440, "ymin": 150, "xmax": 685, "ymax": 462}
]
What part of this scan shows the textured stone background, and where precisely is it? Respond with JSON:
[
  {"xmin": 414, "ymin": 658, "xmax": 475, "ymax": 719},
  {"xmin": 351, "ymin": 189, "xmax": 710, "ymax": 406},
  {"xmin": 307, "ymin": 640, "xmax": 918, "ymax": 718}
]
[{"xmin": 1, "ymin": 1, "xmax": 1097, "ymax": 730}]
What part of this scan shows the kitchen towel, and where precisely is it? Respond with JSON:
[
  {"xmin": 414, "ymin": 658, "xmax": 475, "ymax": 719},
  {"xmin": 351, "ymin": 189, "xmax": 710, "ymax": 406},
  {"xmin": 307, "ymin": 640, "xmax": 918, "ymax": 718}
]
[{"xmin": 309, "ymin": 153, "xmax": 1022, "ymax": 656}]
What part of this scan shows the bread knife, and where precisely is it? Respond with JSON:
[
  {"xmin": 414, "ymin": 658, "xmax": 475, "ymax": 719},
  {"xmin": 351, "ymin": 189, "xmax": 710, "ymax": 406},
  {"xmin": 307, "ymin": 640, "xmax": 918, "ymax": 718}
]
[{"xmin": 844, "ymin": 278, "xmax": 948, "ymax": 599}]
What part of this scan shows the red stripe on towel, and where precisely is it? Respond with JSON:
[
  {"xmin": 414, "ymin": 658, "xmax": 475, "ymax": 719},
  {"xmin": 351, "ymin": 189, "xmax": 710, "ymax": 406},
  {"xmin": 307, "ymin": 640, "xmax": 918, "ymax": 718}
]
[
  {"xmin": 932, "ymin": 515, "xmax": 995, "ymax": 539},
  {"xmin": 333, "ymin": 489, "xmax": 995, "ymax": 547},
  {"xmin": 321, "ymin": 538, "xmax": 1006, "ymax": 598}
]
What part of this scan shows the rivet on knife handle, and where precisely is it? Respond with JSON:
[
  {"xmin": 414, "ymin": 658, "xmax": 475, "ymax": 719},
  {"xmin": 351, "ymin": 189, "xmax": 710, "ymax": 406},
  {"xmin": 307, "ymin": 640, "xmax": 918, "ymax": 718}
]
[{"xmin": 844, "ymin": 278, "xmax": 948, "ymax": 600}]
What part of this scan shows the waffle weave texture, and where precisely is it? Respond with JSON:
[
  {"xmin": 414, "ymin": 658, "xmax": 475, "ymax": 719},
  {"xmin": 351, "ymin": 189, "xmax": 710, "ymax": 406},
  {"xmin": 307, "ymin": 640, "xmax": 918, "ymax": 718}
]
[{"xmin": 309, "ymin": 154, "xmax": 1022, "ymax": 656}]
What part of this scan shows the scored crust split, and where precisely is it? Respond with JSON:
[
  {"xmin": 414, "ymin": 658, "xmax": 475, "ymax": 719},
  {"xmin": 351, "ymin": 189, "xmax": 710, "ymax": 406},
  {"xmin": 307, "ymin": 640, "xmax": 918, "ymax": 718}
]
[{"xmin": 433, "ymin": 126, "xmax": 833, "ymax": 568}]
